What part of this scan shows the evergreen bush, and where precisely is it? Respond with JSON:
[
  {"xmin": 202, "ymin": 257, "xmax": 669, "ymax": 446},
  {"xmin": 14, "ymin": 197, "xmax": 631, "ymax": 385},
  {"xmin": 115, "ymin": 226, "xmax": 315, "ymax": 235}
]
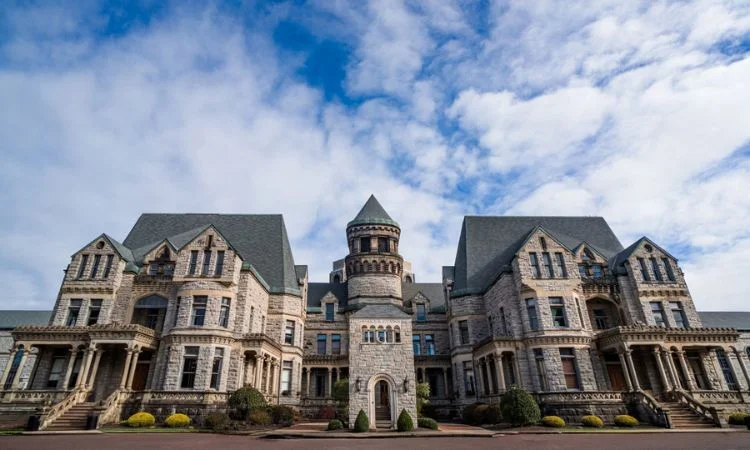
[
  {"xmin": 248, "ymin": 409, "xmax": 272, "ymax": 426},
  {"xmin": 327, "ymin": 419, "xmax": 344, "ymax": 430},
  {"xmin": 613, "ymin": 415, "xmax": 638, "ymax": 427},
  {"xmin": 269, "ymin": 405, "xmax": 296, "ymax": 425},
  {"xmin": 581, "ymin": 415, "xmax": 604, "ymax": 428},
  {"xmin": 485, "ymin": 404, "xmax": 502, "ymax": 424},
  {"xmin": 126, "ymin": 412, "xmax": 155, "ymax": 428},
  {"xmin": 728, "ymin": 412, "xmax": 749, "ymax": 425},
  {"xmin": 228, "ymin": 387, "xmax": 267, "ymax": 420},
  {"xmin": 204, "ymin": 411, "xmax": 229, "ymax": 431},
  {"xmin": 397, "ymin": 409, "xmax": 414, "ymax": 432},
  {"xmin": 418, "ymin": 417, "xmax": 438, "ymax": 430},
  {"xmin": 500, "ymin": 387, "xmax": 541, "ymax": 426},
  {"xmin": 164, "ymin": 413, "xmax": 191, "ymax": 428},
  {"xmin": 541, "ymin": 416, "xmax": 566, "ymax": 428},
  {"xmin": 354, "ymin": 410, "xmax": 369, "ymax": 432}
]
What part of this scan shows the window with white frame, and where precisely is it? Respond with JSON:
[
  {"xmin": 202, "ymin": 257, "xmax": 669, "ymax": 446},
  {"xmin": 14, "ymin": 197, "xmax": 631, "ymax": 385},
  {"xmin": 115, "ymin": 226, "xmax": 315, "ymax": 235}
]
[
  {"xmin": 181, "ymin": 346, "xmax": 199, "ymax": 388},
  {"xmin": 280, "ymin": 360, "xmax": 293, "ymax": 394},
  {"xmin": 210, "ymin": 348, "xmax": 224, "ymax": 389}
]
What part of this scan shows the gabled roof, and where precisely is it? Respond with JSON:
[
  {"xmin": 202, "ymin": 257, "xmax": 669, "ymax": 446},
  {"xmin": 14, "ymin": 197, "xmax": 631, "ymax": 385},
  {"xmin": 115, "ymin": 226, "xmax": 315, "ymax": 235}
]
[
  {"xmin": 402, "ymin": 283, "xmax": 445, "ymax": 309},
  {"xmin": 452, "ymin": 216, "xmax": 623, "ymax": 296},
  {"xmin": 571, "ymin": 241, "xmax": 609, "ymax": 261},
  {"xmin": 351, "ymin": 303, "xmax": 411, "ymax": 319},
  {"xmin": 123, "ymin": 214, "xmax": 300, "ymax": 294},
  {"xmin": 699, "ymin": 311, "xmax": 750, "ymax": 330},
  {"xmin": 74, "ymin": 234, "xmax": 134, "ymax": 262},
  {"xmin": 307, "ymin": 282, "xmax": 348, "ymax": 309},
  {"xmin": 347, "ymin": 195, "xmax": 399, "ymax": 228},
  {"xmin": 0, "ymin": 310, "xmax": 52, "ymax": 329},
  {"xmin": 608, "ymin": 236, "xmax": 678, "ymax": 275}
]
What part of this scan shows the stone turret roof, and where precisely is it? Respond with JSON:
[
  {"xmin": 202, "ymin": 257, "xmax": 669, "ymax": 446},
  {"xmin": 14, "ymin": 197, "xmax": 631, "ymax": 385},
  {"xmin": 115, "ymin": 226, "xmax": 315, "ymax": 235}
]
[{"xmin": 347, "ymin": 195, "xmax": 399, "ymax": 228}]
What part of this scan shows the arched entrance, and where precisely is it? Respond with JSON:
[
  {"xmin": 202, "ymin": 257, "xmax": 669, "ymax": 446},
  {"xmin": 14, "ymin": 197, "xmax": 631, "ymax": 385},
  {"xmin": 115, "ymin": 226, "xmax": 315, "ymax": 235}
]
[
  {"xmin": 368, "ymin": 374, "xmax": 397, "ymax": 429},
  {"xmin": 374, "ymin": 380, "xmax": 391, "ymax": 423}
]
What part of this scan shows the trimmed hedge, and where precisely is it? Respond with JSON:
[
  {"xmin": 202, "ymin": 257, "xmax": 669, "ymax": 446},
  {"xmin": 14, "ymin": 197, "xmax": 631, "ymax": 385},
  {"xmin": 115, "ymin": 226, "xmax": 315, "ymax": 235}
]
[
  {"xmin": 581, "ymin": 415, "xmax": 604, "ymax": 428},
  {"xmin": 397, "ymin": 409, "xmax": 414, "ymax": 432},
  {"xmin": 541, "ymin": 416, "xmax": 565, "ymax": 428},
  {"xmin": 327, "ymin": 419, "xmax": 343, "ymax": 430},
  {"xmin": 126, "ymin": 412, "xmax": 155, "ymax": 428},
  {"xmin": 270, "ymin": 405, "xmax": 296, "ymax": 425},
  {"xmin": 164, "ymin": 413, "xmax": 191, "ymax": 428},
  {"xmin": 354, "ymin": 410, "xmax": 369, "ymax": 433},
  {"xmin": 613, "ymin": 415, "xmax": 638, "ymax": 427},
  {"xmin": 248, "ymin": 409, "xmax": 272, "ymax": 426},
  {"xmin": 728, "ymin": 412, "xmax": 749, "ymax": 425},
  {"xmin": 204, "ymin": 411, "xmax": 229, "ymax": 431},
  {"xmin": 501, "ymin": 387, "xmax": 541, "ymax": 426},
  {"xmin": 228, "ymin": 387, "xmax": 267, "ymax": 420},
  {"xmin": 418, "ymin": 417, "xmax": 438, "ymax": 430}
]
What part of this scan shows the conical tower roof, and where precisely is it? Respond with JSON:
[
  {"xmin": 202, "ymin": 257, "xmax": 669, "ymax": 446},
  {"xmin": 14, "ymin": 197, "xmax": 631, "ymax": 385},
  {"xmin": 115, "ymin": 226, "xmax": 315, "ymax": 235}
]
[{"xmin": 347, "ymin": 195, "xmax": 399, "ymax": 228}]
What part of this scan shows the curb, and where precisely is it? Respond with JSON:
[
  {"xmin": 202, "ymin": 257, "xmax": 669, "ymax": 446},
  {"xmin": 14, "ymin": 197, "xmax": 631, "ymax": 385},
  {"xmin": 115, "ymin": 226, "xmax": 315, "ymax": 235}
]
[
  {"xmin": 261, "ymin": 431, "xmax": 496, "ymax": 439},
  {"xmin": 22, "ymin": 430, "xmax": 103, "ymax": 435}
]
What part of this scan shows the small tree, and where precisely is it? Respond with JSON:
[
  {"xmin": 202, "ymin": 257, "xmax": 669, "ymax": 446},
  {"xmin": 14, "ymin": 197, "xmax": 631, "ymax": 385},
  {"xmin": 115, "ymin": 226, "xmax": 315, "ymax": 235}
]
[
  {"xmin": 416, "ymin": 382, "xmax": 430, "ymax": 416},
  {"xmin": 500, "ymin": 386, "xmax": 540, "ymax": 426},
  {"xmin": 228, "ymin": 387, "xmax": 267, "ymax": 420}
]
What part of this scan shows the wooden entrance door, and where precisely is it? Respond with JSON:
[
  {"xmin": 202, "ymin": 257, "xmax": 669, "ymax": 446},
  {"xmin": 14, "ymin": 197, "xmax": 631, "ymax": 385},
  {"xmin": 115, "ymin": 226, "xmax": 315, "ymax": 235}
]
[
  {"xmin": 607, "ymin": 363, "xmax": 627, "ymax": 391},
  {"xmin": 132, "ymin": 362, "xmax": 150, "ymax": 390},
  {"xmin": 374, "ymin": 380, "xmax": 391, "ymax": 422}
]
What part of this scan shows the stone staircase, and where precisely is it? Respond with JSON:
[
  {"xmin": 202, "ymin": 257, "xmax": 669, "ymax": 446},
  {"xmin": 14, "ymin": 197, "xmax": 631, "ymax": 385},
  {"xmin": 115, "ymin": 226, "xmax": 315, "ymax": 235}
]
[
  {"xmin": 661, "ymin": 402, "xmax": 717, "ymax": 429},
  {"xmin": 44, "ymin": 402, "xmax": 99, "ymax": 431}
]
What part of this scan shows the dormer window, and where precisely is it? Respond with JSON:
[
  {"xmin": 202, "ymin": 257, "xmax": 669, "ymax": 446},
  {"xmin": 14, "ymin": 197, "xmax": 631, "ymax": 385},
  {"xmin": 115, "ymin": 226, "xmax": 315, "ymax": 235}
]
[
  {"xmin": 539, "ymin": 237, "xmax": 547, "ymax": 250},
  {"xmin": 582, "ymin": 248, "xmax": 594, "ymax": 262},
  {"xmin": 416, "ymin": 304, "xmax": 426, "ymax": 322}
]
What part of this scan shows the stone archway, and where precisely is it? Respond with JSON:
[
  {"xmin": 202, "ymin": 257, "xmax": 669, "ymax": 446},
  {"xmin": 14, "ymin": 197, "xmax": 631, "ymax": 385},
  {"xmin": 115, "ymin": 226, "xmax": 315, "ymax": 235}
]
[{"xmin": 368, "ymin": 374, "xmax": 398, "ymax": 429}]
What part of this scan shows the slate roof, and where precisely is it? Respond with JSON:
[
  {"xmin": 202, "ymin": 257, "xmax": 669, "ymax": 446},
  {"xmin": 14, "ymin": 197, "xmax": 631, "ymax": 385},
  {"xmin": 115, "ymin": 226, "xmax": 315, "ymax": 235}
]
[
  {"xmin": 295, "ymin": 265, "xmax": 308, "ymax": 281},
  {"xmin": 452, "ymin": 216, "xmax": 624, "ymax": 296},
  {"xmin": 123, "ymin": 214, "xmax": 300, "ymax": 294},
  {"xmin": 347, "ymin": 195, "xmax": 399, "ymax": 228},
  {"xmin": 699, "ymin": 311, "xmax": 750, "ymax": 330},
  {"xmin": 0, "ymin": 311, "xmax": 52, "ymax": 329},
  {"xmin": 402, "ymin": 283, "xmax": 445, "ymax": 309},
  {"xmin": 608, "ymin": 236, "xmax": 678, "ymax": 275},
  {"xmin": 307, "ymin": 282, "xmax": 348, "ymax": 309},
  {"xmin": 351, "ymin": 303, "xmax": 411, "ymax": 319}
]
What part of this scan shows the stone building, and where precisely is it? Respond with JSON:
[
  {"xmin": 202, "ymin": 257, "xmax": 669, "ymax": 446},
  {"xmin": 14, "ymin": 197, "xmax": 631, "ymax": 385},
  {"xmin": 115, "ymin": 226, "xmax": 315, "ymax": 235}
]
[{"xmin": 1, "ymin": 196, "xmax": 750, "ymax": 429}]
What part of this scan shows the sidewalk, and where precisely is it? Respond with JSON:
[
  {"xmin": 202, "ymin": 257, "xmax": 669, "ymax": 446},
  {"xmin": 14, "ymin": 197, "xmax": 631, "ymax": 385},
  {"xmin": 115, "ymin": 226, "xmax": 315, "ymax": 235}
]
[{"xmin": 261, "ymin": 421, "xmax": 495, "ymax": 439}]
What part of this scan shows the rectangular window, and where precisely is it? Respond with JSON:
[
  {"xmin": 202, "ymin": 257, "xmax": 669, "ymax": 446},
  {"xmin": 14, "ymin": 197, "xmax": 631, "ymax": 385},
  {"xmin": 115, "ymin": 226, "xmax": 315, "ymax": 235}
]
[
  {"xmin": 332, "ymin": 334, "xmax": 341, "ymax": 355},
  {"xmin": 650, "ymin": 257, "xmax": 662, "ymax": 281},
  {"xmin": 591, "ymin": 264, "xmax": 603, "ymax": 279},
  {"xmin": 416, "ymin": 304, "xmax": 427, "ymax": 322},
  {"xmin": 578, "ymin": 264, "xmax": 587, "ymax": 278},
  {"xmin": 210, "ymin": 348, "xmax": 224, "ymax": 389},
  {"xmin": 90, "ymin": 254, "xmax": 101, "ymax": 278},
  {"xmin": 463, "ymin": 361, "xmax": 475, "ymax": 395},
  {"xmin": 66, "ymin": 299, "xmax": 82, "ymax": 326},
  {"xmin": 284, "ymin": 320, "xmax": 295, "ymax": 345},
  {"xmin": 662, "ymin": 258, "xmax": 675, "ymax": 281},
  {"xmin": 425, "ymin": 334, "xmax": 435, "ymax": 356},
  {"xmin": 555, "ymin": 252, "xmax": 567, "ymax": 277},
  {"xmin": 716, "ymin": 349, "xmax": 737, "ymax": 390},
  {"xmin": 173, "ymin": 297, "xmax": 181, "ymax": 328},
  {"xmin": 542, "ymin": 252, "xmax": 554, "ymax": 278},
  {"xmin": 181, "ymin": 346, "xmax": 199, "ymax": 389},
  {"xmin": 47, "ymin": 350, "xmax": 67, "ymax": 389},
  {"xmin": 413, "ymin": 334, "xmax": 422, "ymax": 355},
  {"xmin": 560, "ymin": 348, "xmax": 580, "ymax": 389},
  {"xmin": 499, "ymin": 307, "xmax": 508, "ymax": 335},
  {"xmin": 669, "ymin": 301, "xmax": 688, "ymax": 328},
  {"xmin": 280, "ymin": 361, "xmax": 293, "ymax": 394},
  {"xmin": 325, "ymin": 303, "xmax": 334, "ymax": 322},
  {"xmin": 549, "ymin": 297, "xmax": 567, "ymax": 327},
  {"xmin": 317, "ymin": 334, "xmax": 327, "ymax": 355},
  {"xmin": 529, "ymin": 253, "xmax": 541, "ymax": 278},
  {"xmin": 76, "ymin": 254, "xmax": 89, "ymax": 279},
  {"xmin": 458, "ymin": 320, "xmax": 470, "ymax": 345},
  {"xmin": 534, "ymin": 349, "xmax": 548, "ymax": 391},
  {"xmin": 87, "ymin": 299, "xmax": 102, "ymax": 326},
  {"xmin": 377, "ymin": 237, "xmax": 389, "ymax": 252},
  {"xmin": 593, "ymin": 308, "xmax": 609, "ymax": 330},
  {"xmin": 191, "ymin": 296, "xmax": 207, "ymax": 326},
  {"xmin": 651, "ymin": 302, "xmax": 666, "ymax": 327},
  {"xmin": 215, "ymin": 251, "xmax": 225, "ymax": 276},
  {"xmin": 103, "ymin": 254, "xmax": 114, "ymax": 278},
  {"xmin": 360, "ymin": 237, "xmax": 371, "ymax": 252},
  {"xmin": 638, "ymin": 258, "xmax": 650, "ymax": 281},
  {"xmin": 148, "ymin": 263, "xmax": 158, "ymax": 276},
  {"xmin": 526, "ymin": 299, "xmax": 539, "ymax": 331},
  {"xmin": 188, "ymin": 251, "xmax": 198, "ymax": 275},
  {"xmin": 219, "ymin": 298, "xmax": 230, "ymax": 328},
  {"xmin": 164, "ymin": 263, "xmax": 174, "ymax": 276},
  {"xmin": 202, "ymin": 251, "xmax": 211, "ymax": 275},
  {"xmin": 488, "ymin": 315, "xmax": 493, "ymax": 335}
]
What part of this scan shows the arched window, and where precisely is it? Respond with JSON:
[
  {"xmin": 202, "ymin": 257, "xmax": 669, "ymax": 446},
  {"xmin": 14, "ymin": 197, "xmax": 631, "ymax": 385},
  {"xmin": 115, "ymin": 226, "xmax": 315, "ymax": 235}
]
[
  {"xmin": 333, "ymin": 274, "xmax": 341, "ymax": 284},
  {"xmin": 386, "ymin": 326, "xmax": 394, "ymax": 343},
  {"xmin": 367, "ymin": 262, "xmax": 373, "ymax": 272},
  {"xmin": 377, "ymin": 326, "xmax": 386, "ymax": 343},
  {"xmin": 394, "ymin": 326, "xmax": 401, "ymax": 343}
]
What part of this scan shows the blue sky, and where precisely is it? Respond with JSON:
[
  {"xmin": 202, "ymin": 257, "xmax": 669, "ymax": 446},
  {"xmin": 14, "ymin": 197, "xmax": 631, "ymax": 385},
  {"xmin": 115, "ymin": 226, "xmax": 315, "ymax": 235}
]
[{"xmin": 1, "ymin": 0, "xmax": 749, "ymax": 310}]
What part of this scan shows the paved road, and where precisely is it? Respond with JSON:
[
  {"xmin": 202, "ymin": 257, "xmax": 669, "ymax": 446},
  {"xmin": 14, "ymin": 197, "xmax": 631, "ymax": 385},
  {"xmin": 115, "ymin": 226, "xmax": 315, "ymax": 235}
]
[{"xmin": 1, "ymin": 432, "xmax": 749, "ymax": 450}]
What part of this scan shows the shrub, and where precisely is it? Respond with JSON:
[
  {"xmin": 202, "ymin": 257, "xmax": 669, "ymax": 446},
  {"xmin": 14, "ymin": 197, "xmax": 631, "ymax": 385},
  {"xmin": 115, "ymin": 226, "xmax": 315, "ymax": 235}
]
[
  {"xmin": 420, "ymin": 403, "xmax": 439, "ymax": 420},
  {"xmin": 248, "ymin": 409, "xmax": 272, "ymax": 426},
  {"xmin": 126, "ymin": 412, "xmax": 155, "ymax": 428},
  {"xmin": 318, "ymin": 406, "xmax": 337, "ymax": 420},
  {"xmin": 354, "ymin": 410, "xmax": 369, "ymax": 433},
  {"xmin": 541, "ymin": 416, "xmax": 566, "ymax": 428},
  {"xmin": 418, "ymin": 417, "xmax": 438, "ymax": 430},
  {"xmin": 327, "ymin": 419, "xmax": 343, "ymax": 430},
  {"xmin": 397, "ymin": 409, "xmax": 414, "ymax": 432},
  {"xmin": 228, "ymin": 387, "xmax": 267, "ymax": 420},
  {"xmin": 613, "ymin": 415, "xmax": 638, "ymax": 427},
  {"xmin": 728, "ymin": 412, "xmax": 749, "ymax": 425},
  {"xmin": 501, "ymin": 387, "xmax": 541, "ymax": 426},
  {"xmin": 461, "ymin": 403, "xmax": 484, "ymax": 425},
  {"xmin": 473, "ymin": 404, "xmax": 490, "ymax": 425},
  {"xmin": 485, "ymin": 404, "xmax": 502, "ymax": 424},
  {"xmin": 204, "ymin": 411, "xmax": 229, "ymax": 431},
  {"xmin": 269, "ymin": 405, "xmax": 296, "ymax": 425},
  {"xmin": 333, "ymin": 379, "xmax": 350, "ymax": 404},
  {"xmin": 581, "ymin": 415, "xmax": 604, "ymax": 428},
  {"xmin": 164, "ymin": 413, "xmax": 191, "ymax": 428}
]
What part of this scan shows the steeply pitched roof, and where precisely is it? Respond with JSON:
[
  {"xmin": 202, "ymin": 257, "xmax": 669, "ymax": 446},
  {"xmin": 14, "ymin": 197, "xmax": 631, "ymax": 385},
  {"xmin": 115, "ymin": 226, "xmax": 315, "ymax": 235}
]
[
  {"xmin": 295, "ymin": 265, "xmax": 308, "ymax": 281},
  {"xmin": 453, "ymin": 216, "xmax": 623, "ymax": 296},
  {"xmin": 402, "ymin": 283, "xmax": 445, "ymax": 309},
  {"xmin": 608, "ymin": 236, "xmax": 678, "ymax": 275},
  {"xmin": 699, "ymin": 311, "xmax": 750, "ymax": 330},
  {"xmin": 307, "ymin": 282, "xmax": 348, "ymax": 309},
  {"xmin": 123, "ymin": 214, "xmax": 300, "ymax": 294},
  {"xmin": 351, "ymin": 303, "xmax": 411, "ymax": 319},
  {"xmin": 347, "ymin": 195, "xmax": 399, "ymax": 228},
  {"xmin": 0, "ymin": 310, "xmax": 52, "ymax": 329}
]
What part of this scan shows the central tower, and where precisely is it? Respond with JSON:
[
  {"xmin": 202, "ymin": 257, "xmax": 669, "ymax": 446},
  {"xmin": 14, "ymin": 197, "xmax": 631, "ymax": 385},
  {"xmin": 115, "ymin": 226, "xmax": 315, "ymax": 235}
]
[{"xmin": 345, "ymin": 195, "xmax": 404, "ymax": 305}]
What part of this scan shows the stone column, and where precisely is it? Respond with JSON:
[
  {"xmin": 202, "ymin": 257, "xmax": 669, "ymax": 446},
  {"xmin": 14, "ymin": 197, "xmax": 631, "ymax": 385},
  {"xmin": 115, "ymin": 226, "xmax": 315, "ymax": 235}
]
[
  {"xmin": 264, "ymin": 356, "xmax": 271, "ymax": 393},
  {"xmin": 62, "ymin": 348, "xmax": 79, "ymax": 390},
  {"xmin": 666, "ymin": 351, "xmax": 682, "ymax": 389},
  {"xmin": 119, "ymin": 349, "xmax": 133, "ymax": 389},
  {"xmin": 442, "ymin": 368, "xmax": 449, "ymax": 398},
  {"xmin": 272, "ymin": 360, "xmax": 280, "ymax": 397},
  {"xmin": 327, "ymin": 367, "xmax": 333, "ymax": 397},
  {"xmin": 254, "ymin": 355, "xmax": 263, "ymax": 389},
  {"xmin": 676, "ymin": 350, "xmax": 695, "ymax": 391},
  {"xmin": 87, "ymin": 348, "xmax": 103, "ymax": 389},
  {"xmin": 0, "ymin": 349, "xmax": 17, "ymax": 388},
  {"xmin": 9, "ymin": 350, "xmax": 29, "ymax": 390},
  {"xmin": 653, "ymin": 347, "xmax": 671, "ymax": 391},
  {"xmin": 618, "ymin": 351, "xmax": 634, "ymax": 391},
  {"xmin": 495, "ymin": 354, "xmax": 506, "ymax": 392},
  {"xmin": 732, "ymin": 348, "xmax": 750, "ymax": 389},
  {"xmin": 76, "ymin": 347, "xmax": 95, "ymax": 388},
  {"xmin": 126, "ymin": 350, "xmax": 141, "ymax": 390},
  {"xmin": 624, "ymin": 350, "xmax": 641, "ymax": 391},
  {"xmin": 305, "ymin": 368, "xmax": 311, "ymax": 397}
]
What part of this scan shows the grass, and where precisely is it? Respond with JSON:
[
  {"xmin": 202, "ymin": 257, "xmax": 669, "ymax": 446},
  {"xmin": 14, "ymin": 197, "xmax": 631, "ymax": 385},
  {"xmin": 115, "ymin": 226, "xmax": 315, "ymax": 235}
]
[{"xmin": 0, "ymin": 429, "xmax": 24, "ymax": 436}]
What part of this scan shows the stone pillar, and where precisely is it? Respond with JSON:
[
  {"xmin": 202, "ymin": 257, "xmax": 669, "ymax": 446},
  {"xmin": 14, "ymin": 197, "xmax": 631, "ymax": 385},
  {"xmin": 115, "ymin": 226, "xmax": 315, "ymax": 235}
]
[
  {"xmin": 442, "ymin": 367, "xmax": 449, "ymax": 398},
  {"xmin": 119, "ymin": 349, "xmax": 133, "ymax": 389},
  {"xmin": 0, "ymin": 349, "xmax": 17, "ymax": 388},
  {"xmin": 126, "ymin": 350, "xmax": 141, "ymax": 390},
  {"xmin": 63, "ymin": 348, "xmax": 80, "ymax": 390},
  {"xmin": 264, "ymin": 356, "xmax": 271, "ymax": 393},
  {"xmin": 272, "ymin": 360, "xmax": 280, "ymax": 397},
  {"xmin": 732, "ymin": 348, "xmax": 750, "ymax": 389},
  {"xmin": 618, "ymin": 351, "xmax": 634, "ymax": 391},
  {"xmin": 305, "ymin": 368, "xmax": 311, "ymax": 397},
  {"xmin": 666, "ymin": 351, "xmax": 682, "ymax": 389},
  {"xmin": 77, "ymin": 347, "xmax": 95, "ymax": 388},
  {"xmin": 254, "ymin": 355, "xmax": 264, "ymax": 389},
  {"xmin": 87, "ymin": 348, "xmax": 103, "ymax": 389},
  {"xmin": 495, "ymin": 354, "xmax": 506, "ymax": 392},
  {"xmin": 327, "ymin": 367, "xmax": 333, "ymax": 397},
  {"xmin": 624, "ymin": 350, "xmax": 641, "ymax": 391},
  {"xmin": 676, "ymin": 350, "xmax": 696, "ymax": 391},
  {"xmin": 653, "ymin": 347, "xmax": 671, "ymax": 391},
  {"xmin": 9, "ymin": 350, "xmax": 29, "ymax": 390}
]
